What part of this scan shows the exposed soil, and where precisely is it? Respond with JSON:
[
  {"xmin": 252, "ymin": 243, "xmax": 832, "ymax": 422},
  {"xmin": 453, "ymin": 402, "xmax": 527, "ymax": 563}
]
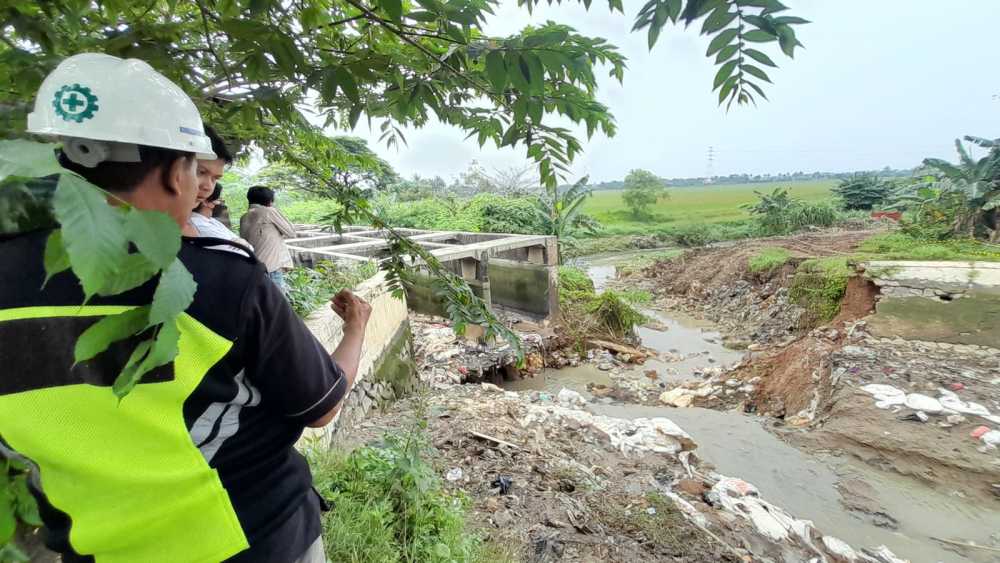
[{"xmin": 631, "ymin": 230, "xmax": 876, "ymax": 298}]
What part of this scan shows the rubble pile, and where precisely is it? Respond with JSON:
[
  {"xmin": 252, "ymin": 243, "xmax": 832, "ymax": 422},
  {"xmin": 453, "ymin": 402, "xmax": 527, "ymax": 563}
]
[{"xmin": 410, "ymin": 314, "xmax": 548, "ymax": 387}]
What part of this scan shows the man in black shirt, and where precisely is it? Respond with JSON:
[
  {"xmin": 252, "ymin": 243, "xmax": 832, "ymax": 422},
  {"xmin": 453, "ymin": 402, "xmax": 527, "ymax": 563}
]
[{"xmin": 0, "ymin": 53, "xmax": 369, "ymax": 562}]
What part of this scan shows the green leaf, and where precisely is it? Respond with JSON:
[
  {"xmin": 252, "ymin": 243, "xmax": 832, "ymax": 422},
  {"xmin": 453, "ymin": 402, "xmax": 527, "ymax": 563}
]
[
  {"xmin": 43, "ymin": 229, "xmax": 70, "ymax": 286},
  {"xmin": 771, "ymin": 15, "xmax": 808, "ymax": 25},
  {"xmin": 718, "ymin": 75, "xmax": 738, "ymax": 104},
  {"xmin": 112, "ymin": 339, "xmax": 153, "ymax": 399},
  {"xmin": 124, "ymin": 208, "xmax": 180, "ymax": 269},
  {"xmin": 701, "ymin": 7, "xmax": 736, "ymax": 34},
  {"xmin": 712, "ymin": 60, "xmax": 738, "ymax": 90},
  {"xmin": 380, "ymin": 0, "xmax": 403, "ymax": 21},
  {"xmin": 407, "ymin": 10, "xmax": 438, "ymax": 22},
  {"xmin": 484, "ymin": 51, "xmax": 507, "ymax": 92},
  {"xmin": 705, "ymin": 28, "xmax": 738, "ymax": 56},
  {"xmin": 715, "ymin": 44, "xmax": 738, "ymax": 63},
  {"xmin": 148, "ymin": 259, "xmax": 196, "ymax": 327},
  {"xmin": 777, "ymin": 26, "xmax": 801, "ymax": 57},
  {"xmin": 348, "ymin": 104, "xmax": 364, "ymax": 129},
  {"xmin": 525, "ymin": 54, "xmax": 545, "ymax": 94},
  {"xmin": 115, "ymin": 319, "xmax": 180, "ymax": 400},
  {"xmin": 335, "ymin": 68, "xmax": 360, "ymax": 104},
  {"xmin": 12, "ymin": 475, "xmax": 42, "ymax": 527},
  {"xmin": 0, "ymin": 488, "xmax": 14, "ymax": 544},
  {"xmin": 0, "ymin": 140, "xmax": 63, "ymax": 182},
  {"xmin": 741, "ymin": 63, "xmax": 771, "ymax": 83},
  {"xmin": 74, "ymin": 306, "xmax": 150, "ymax": 364},
  {"xmin": 97, "ymin": 253, "xmax": 160, "ymax": 296},
  {"xmin": 52, "ymin": 173, "xmax": 128, "ymax": 299},
  {"xmin": 743, "ymin": 48, "xmax": 777, "ymax": 67},
  {"xmin": 743, "ymin": 30, "xmax": 777, "ymax": 42},
  {"xmin": 744, "ymin": 79, "xmax": 769, "ymax": 100},
  {"xmin": 320, "ymin": 68, "xmax": 339, "ymax": 103}
]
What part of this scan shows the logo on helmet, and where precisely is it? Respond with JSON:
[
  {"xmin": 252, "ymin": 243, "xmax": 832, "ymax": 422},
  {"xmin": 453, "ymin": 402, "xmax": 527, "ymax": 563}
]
[{"xmin": 52, "ymin": 84, "xmax": 99, "ymax": 123}]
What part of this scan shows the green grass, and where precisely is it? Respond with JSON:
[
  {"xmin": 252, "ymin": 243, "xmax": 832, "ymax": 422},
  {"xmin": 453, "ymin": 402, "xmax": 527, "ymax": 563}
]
[
  {"xmin": 748, "ymin": 247, "xmax": 792, "ymax": 274},
  {"xmin": 856, "ymin": 233, "xmax": 1000, "ymax": 262},
  {"xmin": 583, "ymin": 180, "xmax": 835, "ymax": 235},
  {"xmin": 307, "ymin": 429, "xmax": 505, "ymax": 563},
  {"xmin": 789, "ymin": 257, "xmax": 853, "ymax": 324}
]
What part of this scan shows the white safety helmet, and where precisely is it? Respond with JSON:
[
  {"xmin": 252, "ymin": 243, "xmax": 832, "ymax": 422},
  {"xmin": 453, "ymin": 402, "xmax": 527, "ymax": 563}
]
[{"xmin": 26, "ymin": 52, "xmax": 216, "ymax": 167}]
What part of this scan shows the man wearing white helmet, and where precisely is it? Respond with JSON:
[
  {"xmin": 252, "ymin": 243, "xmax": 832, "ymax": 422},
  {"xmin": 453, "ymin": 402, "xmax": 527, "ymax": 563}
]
[{"xmin": 0, "ymin": 53, "xmax": 369, "ymax": 562}]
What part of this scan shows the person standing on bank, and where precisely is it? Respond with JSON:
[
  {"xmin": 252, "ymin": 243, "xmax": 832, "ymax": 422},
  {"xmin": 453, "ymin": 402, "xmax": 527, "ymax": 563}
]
[
  {"xmin": 240, "ymin": 186, "xmax": 296, "ymax": 292},
  {"xmin": 0, "ymin": 52, "xmax": 369, "ymax": 562}
]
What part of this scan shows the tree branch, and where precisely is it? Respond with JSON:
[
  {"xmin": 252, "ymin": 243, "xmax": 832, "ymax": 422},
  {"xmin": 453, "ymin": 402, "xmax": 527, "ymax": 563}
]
[{"xmin": 194, "ymin": 0, "xmax": 235, "ymax": 90}]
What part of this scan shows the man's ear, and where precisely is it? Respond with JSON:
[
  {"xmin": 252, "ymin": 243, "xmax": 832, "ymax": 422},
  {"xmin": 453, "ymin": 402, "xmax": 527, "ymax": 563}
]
[{"xmin": 163, "ymin": 156, "xmax": 189, "ymax": 196}]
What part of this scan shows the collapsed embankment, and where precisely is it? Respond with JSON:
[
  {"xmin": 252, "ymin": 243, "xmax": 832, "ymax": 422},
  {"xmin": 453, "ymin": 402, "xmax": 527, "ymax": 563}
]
[{"xmin": 625, "ymin": 231, "xmax": 1000, "ymax": 503}]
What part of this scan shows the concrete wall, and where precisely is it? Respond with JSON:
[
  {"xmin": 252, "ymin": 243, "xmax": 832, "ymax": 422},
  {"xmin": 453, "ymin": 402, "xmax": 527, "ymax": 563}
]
[
  {"xmin": 863, "ymin": 260, "xmax": 1000, "ymax": 347},
  {"xmin": 488, "ymin": 259, "xmax": 552, "ymax": 317},
  {"xmin": 300, "ymin": 271, "xmax": 417, "ymax": 447}
]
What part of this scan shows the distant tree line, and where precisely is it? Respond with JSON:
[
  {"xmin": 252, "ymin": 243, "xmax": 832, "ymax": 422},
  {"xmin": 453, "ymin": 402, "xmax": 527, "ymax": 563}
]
[{"xmin": 590, "ymin": 166, "xmax": 916, "ymax": 190}]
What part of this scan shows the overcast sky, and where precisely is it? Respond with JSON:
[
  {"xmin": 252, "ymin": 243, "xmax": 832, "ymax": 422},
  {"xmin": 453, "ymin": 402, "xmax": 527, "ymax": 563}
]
[{"xmin": 336, "ymin": 1, "xmax": 1000, "ymax": 184}]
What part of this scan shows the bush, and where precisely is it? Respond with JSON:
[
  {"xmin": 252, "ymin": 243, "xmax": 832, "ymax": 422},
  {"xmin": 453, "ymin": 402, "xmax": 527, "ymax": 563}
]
[
  {"xmin": 307, "ymin": 429, "xmax": 500, "ymax": 563},
  {"xmin": 558, "ymin": 266, "xmax": 595, "ymax": 297},
  {"xmin": 285, "ymin": 260, "xmax": 378, "ymax": 318},
  {"xmin": 748, "ymin": 248, "xmax": 791, "ymax": 274},
  {"xmin": 832, "ymin": 173, "xmax": 893, "ymax": 210},
  {"xmin": 380, "ymin": 194, "xmax": 543, "ymax": 234},
  {"xmin": 586, "ymin": 289, "xmax": 647, "ymax": 338},
  {"xmin": 789, "ymin": 258, "xmax": 853, "ymax": 324},
  {"xmin": 742, "ymin": 188, "xmax": 840, "ymax": 236}
]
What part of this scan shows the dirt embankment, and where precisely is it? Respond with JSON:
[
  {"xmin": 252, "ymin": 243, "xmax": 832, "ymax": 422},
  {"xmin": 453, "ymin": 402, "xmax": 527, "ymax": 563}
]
[{"xmin": 629, "ymin": 230, "xmax": 878, "ymax": 344}]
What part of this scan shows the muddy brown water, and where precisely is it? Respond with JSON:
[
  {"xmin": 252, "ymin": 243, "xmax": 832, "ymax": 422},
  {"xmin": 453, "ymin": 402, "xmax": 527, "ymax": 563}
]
[{"xmin": 507, "ymin": 252, "xmax": 1000, "ymax": 563}]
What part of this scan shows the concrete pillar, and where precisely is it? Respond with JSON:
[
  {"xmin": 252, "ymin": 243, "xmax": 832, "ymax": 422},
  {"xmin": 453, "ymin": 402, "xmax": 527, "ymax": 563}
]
[
  {"xmin": 527, "ymin": 246, "xmax": 545, "ymax": 265},
  {"xmin": 460, "ymin": 257, "xmax": 478, "ymax": 280}
]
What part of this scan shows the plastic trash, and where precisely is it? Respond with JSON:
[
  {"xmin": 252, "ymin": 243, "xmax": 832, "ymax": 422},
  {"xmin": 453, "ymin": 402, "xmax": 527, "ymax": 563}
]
[
  {"xmin": 557, "ymin": 388, "xmax": 587, "ymax": 407},
  {"xmin": 982, "ymin": 430, "xmax": 1000, "ymax": 448},
  {"xmin": 949, "ymin": 382, "xmax": 965, "ymax": 391},
  {"xmin": 861, "ymin": 384, "xmax": 905, "ymax": 408},
  {"xmin": 939, "ymin": 395, "xmax": 992, "ymax": 418},
  {"xmin": 491, "ymin": 475, "xmax": 512, "ymax": 495},
  {"xmin": 904, "ymin": 394, "xmax": 943, "ymax": 414},
  {"xmin": 445, "ymin": 468, "xmax": 463, "ymax": 482},
  {"xmin": 970, "ymin": 426, "xmax": 990, "ymax": 439}
]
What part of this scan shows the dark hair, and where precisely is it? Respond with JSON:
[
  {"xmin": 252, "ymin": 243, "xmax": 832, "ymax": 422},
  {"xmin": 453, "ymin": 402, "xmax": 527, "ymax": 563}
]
[
  {"xmin": 208, "ymin": 182, "xmax": 223, "ymax": 202},
  {"xmin": 58, "ymin": 145, "xmax": 193, "ymax": 193},
  {"xmin": 204, "ymin": 125, "xmax": 233, "ymax": 164},
  {"xmin": 194, "ymin": 182, "xmax": 225, "ymax": 212},
  {"xmin": 247, "ymin": 185, "xmax": 275, "ymax": 206}
]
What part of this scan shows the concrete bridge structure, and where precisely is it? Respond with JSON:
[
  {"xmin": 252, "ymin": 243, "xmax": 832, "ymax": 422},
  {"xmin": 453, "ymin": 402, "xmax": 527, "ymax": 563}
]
[{"xmin": 291, "ymin": 226, "xmax": 560, "ymax": 445}]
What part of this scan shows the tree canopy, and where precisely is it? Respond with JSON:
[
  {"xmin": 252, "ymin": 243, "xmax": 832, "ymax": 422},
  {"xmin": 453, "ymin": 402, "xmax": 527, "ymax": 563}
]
[
  {"xmin": 622, "ymin": 168, "xmax": 667, "ymax": 218},
  {"xmin": 2, "ymin": 0, "xmax": 806, "ymax": 189}
]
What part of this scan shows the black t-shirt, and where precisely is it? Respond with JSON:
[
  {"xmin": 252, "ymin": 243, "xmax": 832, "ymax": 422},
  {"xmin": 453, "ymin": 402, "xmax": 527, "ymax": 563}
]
[{"xmin": 0, "ymin": 230, "xmax": 346, "ymax": 562}]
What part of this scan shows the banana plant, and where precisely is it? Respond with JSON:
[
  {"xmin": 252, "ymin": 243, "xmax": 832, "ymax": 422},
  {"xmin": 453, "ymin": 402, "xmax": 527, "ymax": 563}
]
[
  {"xmin": 535, "ymin": 176, "xmax": 600, "ymax": 261},
  {"xmin": 920, "ymin": 136, "xmax": 1000, "ymax": 240}
]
